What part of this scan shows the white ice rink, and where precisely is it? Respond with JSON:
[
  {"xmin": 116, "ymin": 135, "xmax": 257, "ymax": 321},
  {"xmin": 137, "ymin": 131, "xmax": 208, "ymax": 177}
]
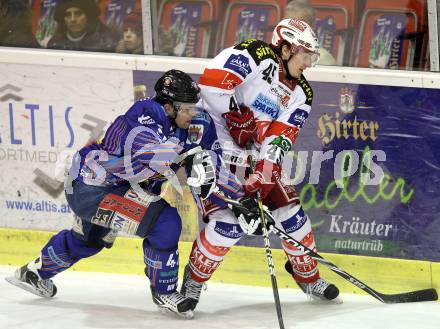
[{"xmin": 1, "ymin": 265, "xmax": 439, "ymax": 329}]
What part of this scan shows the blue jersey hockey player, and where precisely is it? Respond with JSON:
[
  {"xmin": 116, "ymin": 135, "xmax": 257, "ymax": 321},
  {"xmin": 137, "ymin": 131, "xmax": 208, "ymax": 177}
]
[{"xmin": 5, "ymin": 70, "xmax": 223, "ymax": 319}]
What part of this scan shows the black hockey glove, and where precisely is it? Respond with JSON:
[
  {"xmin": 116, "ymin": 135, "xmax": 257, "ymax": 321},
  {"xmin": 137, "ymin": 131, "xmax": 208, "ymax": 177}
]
[
  {"xmin": 228, "ymin": 196, "xmax": 274, "ymax": 235},
  {"xmin": 185, "ymin": 150, "xmax": 216, "ymax": 200}
]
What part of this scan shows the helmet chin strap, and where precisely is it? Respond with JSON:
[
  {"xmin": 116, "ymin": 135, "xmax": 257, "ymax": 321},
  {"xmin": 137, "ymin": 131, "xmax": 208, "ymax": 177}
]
[
  {"xmin": 168, "ymin": 113, "xmax": 177, "ymax": 128},
  {"xmin": 271, "ymin": 43, "xmax": 296, "ymax": 80},
  {"xmin": 283, "ymin": 54, "xmax": 295, "ymax": 80},
  {"xmin": 164, "ymin": 103, "xmax": 178, "ymax": 127}
]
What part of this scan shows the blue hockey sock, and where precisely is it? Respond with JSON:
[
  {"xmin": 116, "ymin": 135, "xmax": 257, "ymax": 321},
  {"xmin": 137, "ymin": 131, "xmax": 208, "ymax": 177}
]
[
  {"xmin": 143, "ymin": 240, "xmax": 179, "ymax": 294},
  {"xmin": 38, "ymin": 230, "xmax": 102, "ymax": 279}
]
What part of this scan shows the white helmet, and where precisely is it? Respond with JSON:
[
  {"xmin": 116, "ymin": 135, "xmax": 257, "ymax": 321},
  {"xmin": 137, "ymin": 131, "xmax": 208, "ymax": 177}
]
[{"xmin": 271, "ymin": 18, "xmax": 320, "ymax": 65}]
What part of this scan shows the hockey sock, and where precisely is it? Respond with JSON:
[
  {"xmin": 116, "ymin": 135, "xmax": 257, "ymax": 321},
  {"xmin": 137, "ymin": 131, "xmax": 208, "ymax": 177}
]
[
  {"xmin": 187, "ymin": 229, "xmax": 230, "ymax": 282},
  {"xmin": 143, "ymin": 240, "xmax": 179, "ymax": 294},
  {"xmin": 39, "ymin": 229, "xmax": 102, "ymax": 279},
  {"xmin": 282, "ymin": 232, "xmax": 320, "ymax": 283}
]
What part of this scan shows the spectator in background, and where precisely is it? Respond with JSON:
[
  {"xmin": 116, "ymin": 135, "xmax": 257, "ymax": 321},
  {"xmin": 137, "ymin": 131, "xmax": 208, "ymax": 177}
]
[
  {"xmin": 155, "ymin": 25, "xmax": 177, "ymax": 56},
  {"xmin": 48, "ymin": 0, "xmax": 118, "ymax": 52},
  {"xmin": 115, "ymin": 13, "xmax": 144, "ymax": 54},
  {"xmin": 285, "ymin": 0, "xmax": 336, "ymax": 65},
  {"xmin": 0, "ymin": 0, "xmax": 39, "ymax": 48}
]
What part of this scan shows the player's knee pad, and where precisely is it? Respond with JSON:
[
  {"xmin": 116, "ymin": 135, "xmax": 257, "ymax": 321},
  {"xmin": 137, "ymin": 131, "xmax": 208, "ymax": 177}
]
[
  {"xmin": 205, "ymin": 208, "xmax": 245, "ymax": 247},
  {"xmin": 72, "ymin": 214, "xmax": 117, "ymax": 248},
  {"xmin": 147, "ymin": 206, "xmax": 182, "ymax": 250},
  {"xmin": 66, "ymin": 229, "xmax": 104, "ymax": 258},
  {"xmin": 188, "ymin": 228, "xmax": 231, "ymax": 282},
  {"xmin": 143, "ymin": 240, "xmax": 179, "ymax": 294},
  {"xmin": 186, "ymin": 208, "xmax": 243, "ymax": 281},
  {"xmin": 273, "ymin": 204, "xmax": 312, "ymax": 242}
]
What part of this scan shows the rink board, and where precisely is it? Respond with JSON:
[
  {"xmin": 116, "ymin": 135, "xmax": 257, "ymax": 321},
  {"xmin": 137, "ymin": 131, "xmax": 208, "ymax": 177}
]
[
  {"xmin": 1, "ymin": 48, "xmax": 440, "ymax": 298},
  {"xmin": 2, "ymin": 48, "xmax": 440, "ymax": 263},
  {"xmin": 0, "ymin": 227, "xmax": 437, "ymax": 299}
]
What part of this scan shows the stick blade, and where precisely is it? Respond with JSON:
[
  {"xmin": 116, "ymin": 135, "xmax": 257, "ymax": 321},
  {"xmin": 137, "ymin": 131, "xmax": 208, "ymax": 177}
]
[{"xmin": 382, "ymin": 288, "xmax": 438, "ymax": 303}]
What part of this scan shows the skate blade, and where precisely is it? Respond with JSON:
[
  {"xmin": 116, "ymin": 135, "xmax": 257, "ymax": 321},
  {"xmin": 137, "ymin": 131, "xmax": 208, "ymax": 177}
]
[
  {"xmin": 309, "ymin": 295, "xmax": 343, "ymax": 305},
  {"xmin": 5, "ymin": 276, "xmax": 52, "ymax": 298},
  {"xmin": 157, "ymin": 306, "xmax": 194, "ymax": 319}
]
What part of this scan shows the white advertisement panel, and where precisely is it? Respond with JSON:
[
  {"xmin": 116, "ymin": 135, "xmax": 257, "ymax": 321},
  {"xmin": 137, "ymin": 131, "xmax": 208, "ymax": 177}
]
[{"xmin": 0, "ymin": 62, "xmax": 133, "ymax": 231}]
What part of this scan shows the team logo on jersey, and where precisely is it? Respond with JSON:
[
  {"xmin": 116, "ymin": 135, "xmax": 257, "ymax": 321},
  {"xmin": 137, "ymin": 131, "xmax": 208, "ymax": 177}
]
[
  {"xmin": 138, "ymin": 114, "xmax": 155, "ymax": 125},
  {"xmin": 187, "ymin": 124, "xmax": 203, "ymax": 144},
  {"xmin": 251, "ymin": 93, "xmax": 279, "ymax": 119},
  {"xmin": 224, "ymin": 54, "xmax": 252, "ymax": 79},
  {"xmin": 288, "ymin": 109, "xmax": 309, "ymax": 127}
]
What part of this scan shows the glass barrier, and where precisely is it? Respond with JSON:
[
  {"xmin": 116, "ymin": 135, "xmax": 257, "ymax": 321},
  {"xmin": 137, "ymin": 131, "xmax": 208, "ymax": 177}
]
[
  {"xmin": 0, "ymin": 0, "xmax": 437, "ymax": 71},
  {"xmin": 151, "ymin": 0, "xmax": 436, "ymax": 71},
  {"xmin": 0, "ymin": 0, "xmax": 143, "ymax": 53}
]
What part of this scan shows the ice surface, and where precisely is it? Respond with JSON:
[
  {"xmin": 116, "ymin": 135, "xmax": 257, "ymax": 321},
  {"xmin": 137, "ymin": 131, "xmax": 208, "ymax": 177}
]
[{"xmin": 0, "ymin": 265, "xmax": 438, "ymax": 329}]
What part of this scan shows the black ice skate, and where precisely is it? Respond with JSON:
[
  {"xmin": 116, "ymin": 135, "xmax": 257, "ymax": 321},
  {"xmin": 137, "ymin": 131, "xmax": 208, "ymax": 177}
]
[
  {"xmin": 285, "ymin": 260, "xmax": 342, "ymax": 303},
  {"xmin": 5, "ymin": 257, "xmax": 57, "ymax": 298},
  {"xmin": 150, "ymin": 287, "xmax": 194, "ymax": 319},
  {"xmin": 180, "ymin": 265, "xmax": 205, "ymax": 311},
  {"xmin": 296, "ymin": 278, "xmax": 342, "ymax": 303}
]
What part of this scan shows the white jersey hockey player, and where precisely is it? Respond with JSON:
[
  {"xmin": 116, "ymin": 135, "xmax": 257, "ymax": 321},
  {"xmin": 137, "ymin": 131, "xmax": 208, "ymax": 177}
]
[{"xmin": 180, "ymin": 19, "xmax": 341, "ymax": 311}]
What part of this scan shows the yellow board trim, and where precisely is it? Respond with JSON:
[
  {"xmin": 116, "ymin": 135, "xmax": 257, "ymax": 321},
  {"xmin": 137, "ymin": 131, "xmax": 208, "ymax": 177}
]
[{"xmin": 0, "ymin": 228, "xmax": 438, "ymax": 298}]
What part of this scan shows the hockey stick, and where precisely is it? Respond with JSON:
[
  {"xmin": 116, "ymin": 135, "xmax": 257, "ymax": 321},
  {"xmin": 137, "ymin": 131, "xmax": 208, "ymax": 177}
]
[
  {"xmin": 256, "ymin": 191, "xmax": 285, "ymax": 329},
  {"xmin": 222, "ymin": 196, "xmax": 438, "ymax": 304},
  {"xmin": 246, "ymin": 143, "xmax": 285, "ymax": 329}
]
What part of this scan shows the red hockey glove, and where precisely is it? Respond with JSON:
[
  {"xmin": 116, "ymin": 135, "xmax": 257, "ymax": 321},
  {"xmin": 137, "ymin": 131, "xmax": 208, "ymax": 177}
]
[
  {"xmin": 243, "ymin": 159, "xmax": 281, "ymax": 198},
  {"xmin": 222, "ymin": 105, "xmax": 257, "ymax": 148}
]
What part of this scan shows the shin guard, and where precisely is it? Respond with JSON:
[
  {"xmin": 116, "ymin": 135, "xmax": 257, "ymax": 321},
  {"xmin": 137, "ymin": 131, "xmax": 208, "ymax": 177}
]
[
  {"xmin": 282, "ymin": 232, "xmax": 320, "ymax": 283},
  {"xmin": 39, "ymin": 229, "xmax": 102, "ymax": 279},
  {"xmin": 187, "ymin": 229, "xmax": 230, "ymax": 282},
  {"xmin": 143, "ymin": 240, "xmax": 179, "ymax": 294}
]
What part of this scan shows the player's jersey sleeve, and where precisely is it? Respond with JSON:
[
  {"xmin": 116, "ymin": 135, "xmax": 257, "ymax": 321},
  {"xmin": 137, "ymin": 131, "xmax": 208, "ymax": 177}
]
[
  {"xmin": 125, "ymin": 100, "xmax": 182, "ymax": 168},
  {"xmin": 259, "ymin": 75, "xmax": 313, "ymax": 166},
  {"xmin": 82, "ymin": 99, "xmax": 183, "ymax": 185}
]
